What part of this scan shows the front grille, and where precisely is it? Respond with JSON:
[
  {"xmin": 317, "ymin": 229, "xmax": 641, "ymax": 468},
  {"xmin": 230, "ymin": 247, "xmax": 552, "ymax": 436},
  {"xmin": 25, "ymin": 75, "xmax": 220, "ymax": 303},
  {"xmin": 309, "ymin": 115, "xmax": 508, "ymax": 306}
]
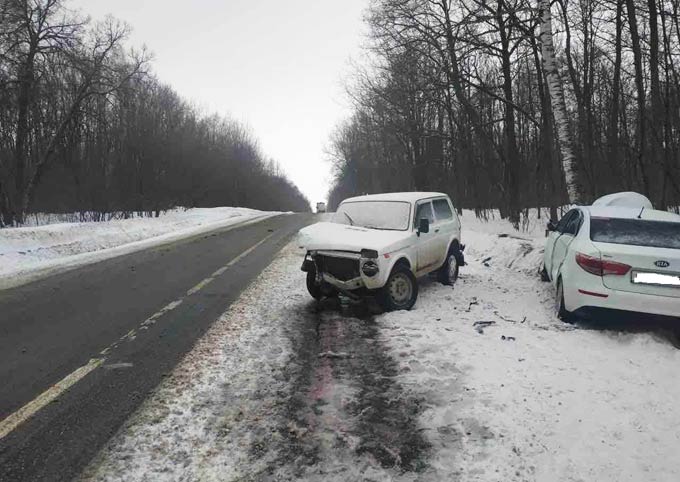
[{"xmin": 317, "ymin": 255, "xmax": 360, "ymax": 281}]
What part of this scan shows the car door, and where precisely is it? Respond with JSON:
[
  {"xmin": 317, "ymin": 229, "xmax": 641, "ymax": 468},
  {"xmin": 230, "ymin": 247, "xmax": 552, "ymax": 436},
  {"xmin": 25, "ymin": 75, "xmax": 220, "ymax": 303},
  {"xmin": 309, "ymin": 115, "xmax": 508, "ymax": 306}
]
[
  {"xmin": 414, "ymin": 200, "xmax": 439, "ymax": 273},
  {"xmin": 550, "ymin": 209, "xmax": 582, "ymax": 281},
  {"xmin": 545, "ymin": 215, "xmax": 566, "ymax": 278},
  {"xmin": 431, "ymin": 197, "xmax": 456, "ymax": 267}
]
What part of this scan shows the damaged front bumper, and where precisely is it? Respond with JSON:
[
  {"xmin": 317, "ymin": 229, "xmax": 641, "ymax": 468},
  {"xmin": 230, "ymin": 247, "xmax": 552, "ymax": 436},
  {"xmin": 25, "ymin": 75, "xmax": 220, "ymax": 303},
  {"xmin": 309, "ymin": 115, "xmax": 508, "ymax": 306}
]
[{"xmin": 301, "ymin": 250, "xmax": 370, "ymax": 292}]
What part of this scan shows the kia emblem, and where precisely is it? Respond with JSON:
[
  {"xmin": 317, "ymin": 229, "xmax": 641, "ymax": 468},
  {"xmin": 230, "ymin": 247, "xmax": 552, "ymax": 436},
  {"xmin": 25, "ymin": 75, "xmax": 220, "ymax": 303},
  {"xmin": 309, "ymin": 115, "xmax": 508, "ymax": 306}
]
[{"xmin": 654, "ymin": 260, "xmax": 670, "ymax": 268}]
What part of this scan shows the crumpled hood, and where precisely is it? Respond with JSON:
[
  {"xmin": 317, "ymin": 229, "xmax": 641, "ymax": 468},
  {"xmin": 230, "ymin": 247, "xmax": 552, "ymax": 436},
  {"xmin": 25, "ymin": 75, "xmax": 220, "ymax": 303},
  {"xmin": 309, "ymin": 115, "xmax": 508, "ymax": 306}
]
[{"xmin": 298, "ymin": 222, "xmax": 411, "ymax": 254}]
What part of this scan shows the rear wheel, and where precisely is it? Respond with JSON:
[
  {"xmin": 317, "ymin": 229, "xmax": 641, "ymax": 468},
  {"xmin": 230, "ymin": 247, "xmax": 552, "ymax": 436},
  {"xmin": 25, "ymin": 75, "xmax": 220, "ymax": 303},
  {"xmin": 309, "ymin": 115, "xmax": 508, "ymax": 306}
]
[
  {"xmin": 438, "ymin": 247, "xmax": 461, "ymax": 286},
  {"xmin": 379, "ymin": 265, "xmax": 418, "ymax": 311},
  {"xmin": 556, "ymin": 278, "xmax": 575, "ymax": 323}
]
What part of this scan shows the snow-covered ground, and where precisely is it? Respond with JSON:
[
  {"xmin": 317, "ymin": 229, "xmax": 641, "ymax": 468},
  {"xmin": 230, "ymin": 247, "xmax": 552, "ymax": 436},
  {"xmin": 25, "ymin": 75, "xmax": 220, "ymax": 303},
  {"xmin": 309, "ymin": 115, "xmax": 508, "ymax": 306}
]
[
  {"xmin": 81, "ymin": 211, "xmax": 680, "ymax": 482},
  {"xmin": 0, "ymin": 207, "xmax": 280, "ymax": 290}
]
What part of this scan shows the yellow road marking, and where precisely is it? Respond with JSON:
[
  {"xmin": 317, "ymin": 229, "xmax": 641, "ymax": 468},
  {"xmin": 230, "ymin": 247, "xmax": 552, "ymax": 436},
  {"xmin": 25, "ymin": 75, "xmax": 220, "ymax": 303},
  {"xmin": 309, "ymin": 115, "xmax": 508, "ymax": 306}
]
[{"xmin": 0, "ymin": 358, "xmax": 104, "ymax": 440}]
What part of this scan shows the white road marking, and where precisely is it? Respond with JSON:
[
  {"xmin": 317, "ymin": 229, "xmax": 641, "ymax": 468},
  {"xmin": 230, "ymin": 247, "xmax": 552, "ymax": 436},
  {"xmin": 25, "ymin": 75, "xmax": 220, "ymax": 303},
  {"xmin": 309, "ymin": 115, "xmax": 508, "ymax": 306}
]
[
  {"xmin": 186, "ymin": 277, "xmax": 214, "ymax": 296},
  {"xmin": 0, "ymin": 358, "xmax": 104, "ymax": 440},
  {"xmin": 103, "ymin": 362, "xmax": 134, "ymax": 370},
  {"xmin": 140, "ymin": 299, "xmax": 184, "ymax": 329},
  {"xmin": 0, "ymin": 230, "xmax": 278, "ymax": 440}
]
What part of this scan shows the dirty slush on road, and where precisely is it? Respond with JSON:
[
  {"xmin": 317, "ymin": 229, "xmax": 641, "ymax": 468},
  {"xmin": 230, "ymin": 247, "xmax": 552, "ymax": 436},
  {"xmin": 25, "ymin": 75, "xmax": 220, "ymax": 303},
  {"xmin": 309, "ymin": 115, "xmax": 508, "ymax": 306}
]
[{"xmin": 253, "ymin": 297, "xmax": 430, "ymax": 480}]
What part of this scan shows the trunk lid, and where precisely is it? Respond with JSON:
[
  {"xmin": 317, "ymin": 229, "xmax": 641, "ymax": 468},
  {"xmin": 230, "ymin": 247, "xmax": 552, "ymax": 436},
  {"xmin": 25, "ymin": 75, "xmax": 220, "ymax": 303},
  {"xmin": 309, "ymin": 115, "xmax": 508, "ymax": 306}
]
[{"xmin": 595, "ymin": 242, "xmax": 680, "ymax": 298}]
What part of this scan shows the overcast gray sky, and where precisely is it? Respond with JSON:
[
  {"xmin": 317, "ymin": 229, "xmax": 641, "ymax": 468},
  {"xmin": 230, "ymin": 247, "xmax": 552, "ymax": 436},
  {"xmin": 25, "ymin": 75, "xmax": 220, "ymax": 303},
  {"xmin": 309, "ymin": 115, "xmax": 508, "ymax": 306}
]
[{"xmin": 70, "ymin": 0, "xmax": 367, "ymax": 206}]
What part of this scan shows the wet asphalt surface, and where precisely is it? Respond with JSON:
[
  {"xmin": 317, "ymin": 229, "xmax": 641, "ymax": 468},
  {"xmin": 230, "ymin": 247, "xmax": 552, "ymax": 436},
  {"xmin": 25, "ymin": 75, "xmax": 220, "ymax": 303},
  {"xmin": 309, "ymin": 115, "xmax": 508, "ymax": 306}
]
[{"xmin": 0, "ymin": 213, "xmax": 314, "ymax": 482}]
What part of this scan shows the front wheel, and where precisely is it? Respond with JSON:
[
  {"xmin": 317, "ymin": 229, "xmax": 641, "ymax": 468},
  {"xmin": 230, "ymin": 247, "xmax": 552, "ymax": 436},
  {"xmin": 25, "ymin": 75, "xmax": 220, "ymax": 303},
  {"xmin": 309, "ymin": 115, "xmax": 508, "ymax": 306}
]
[
  {"xmin": 306, "ymin": 268, "xmax": 336, "ymax": 300},
  {"xmin": 378, "ymin": 265, "xmax": 418, "ymax": 311}
]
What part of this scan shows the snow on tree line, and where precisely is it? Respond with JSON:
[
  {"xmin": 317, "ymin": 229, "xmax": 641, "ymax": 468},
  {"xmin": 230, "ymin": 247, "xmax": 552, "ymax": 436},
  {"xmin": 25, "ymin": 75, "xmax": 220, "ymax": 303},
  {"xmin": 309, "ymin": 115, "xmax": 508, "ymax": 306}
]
[
  {"xmin": 0, "ymin": 0, "xmax": 310, "ymax": 227},
  {"xmin": 327, "ymin": 0, "xmax": 680, "ymax": 225}
]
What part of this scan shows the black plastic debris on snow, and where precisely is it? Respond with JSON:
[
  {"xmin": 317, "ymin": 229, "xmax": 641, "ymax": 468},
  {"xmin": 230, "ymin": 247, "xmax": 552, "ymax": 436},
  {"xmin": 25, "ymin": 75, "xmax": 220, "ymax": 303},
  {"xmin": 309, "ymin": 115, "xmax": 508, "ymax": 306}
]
[{"xmin": 473, "ymin": 320, "xmax": 496, "ymax": 334}]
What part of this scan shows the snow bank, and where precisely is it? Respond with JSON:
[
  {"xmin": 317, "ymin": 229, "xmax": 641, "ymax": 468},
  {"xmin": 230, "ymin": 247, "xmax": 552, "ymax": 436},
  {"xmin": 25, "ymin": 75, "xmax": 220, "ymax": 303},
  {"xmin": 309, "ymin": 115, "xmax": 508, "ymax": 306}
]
[
  {"xmin": 0, "ymin": 207, "xmax": 280, "ymax": 290},
  {"xmin": 459, "ymin": 209, "xmax": 546, "ymax": 275}
]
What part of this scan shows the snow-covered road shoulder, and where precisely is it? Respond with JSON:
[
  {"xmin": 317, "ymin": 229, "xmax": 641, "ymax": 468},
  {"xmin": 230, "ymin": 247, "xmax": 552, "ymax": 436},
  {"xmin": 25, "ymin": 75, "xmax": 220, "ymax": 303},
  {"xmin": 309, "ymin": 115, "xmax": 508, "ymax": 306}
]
[{"xmin": 0, "ymin": 207, "xmax": 281, "ymax": 290}]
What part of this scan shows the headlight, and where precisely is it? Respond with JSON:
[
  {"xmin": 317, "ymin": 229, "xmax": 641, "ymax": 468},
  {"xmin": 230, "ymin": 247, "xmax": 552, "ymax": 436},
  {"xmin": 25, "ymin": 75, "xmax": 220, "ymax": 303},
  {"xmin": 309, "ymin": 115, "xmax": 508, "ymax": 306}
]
[
  {"xmin": 360, "ymin": 249, "xmax": 378, "ymax": 259},
  {"xmin": 362, "ymin": 260, "xmax": 379, "ymax": 277}
]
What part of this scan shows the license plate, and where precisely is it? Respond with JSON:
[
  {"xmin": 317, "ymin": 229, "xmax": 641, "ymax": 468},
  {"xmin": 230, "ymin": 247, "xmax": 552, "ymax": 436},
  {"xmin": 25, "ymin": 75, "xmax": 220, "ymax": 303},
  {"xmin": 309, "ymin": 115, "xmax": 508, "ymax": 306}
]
[{"xmin": 632, "ymin": 271, "xmax": 680, "ymax": 287}]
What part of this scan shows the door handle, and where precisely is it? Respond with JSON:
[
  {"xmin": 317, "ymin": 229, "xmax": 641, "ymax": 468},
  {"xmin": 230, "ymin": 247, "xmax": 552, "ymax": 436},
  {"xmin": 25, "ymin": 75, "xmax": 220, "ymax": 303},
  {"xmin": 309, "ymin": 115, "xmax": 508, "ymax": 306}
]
[{"xmin": 434, "ymin": 228, "xmax": 440, "ymax": 233}]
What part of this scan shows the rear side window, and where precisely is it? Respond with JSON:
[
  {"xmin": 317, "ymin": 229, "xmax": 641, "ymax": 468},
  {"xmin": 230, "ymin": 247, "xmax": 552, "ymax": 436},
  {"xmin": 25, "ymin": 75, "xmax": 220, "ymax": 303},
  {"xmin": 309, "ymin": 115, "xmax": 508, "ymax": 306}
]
[
  {"xmin": 590, "ymin": 217, "xmax": 680, "ymax": 249},
  {"xmin": 433, "ymin": 199, "xmax": 453, "ymax": 221}
]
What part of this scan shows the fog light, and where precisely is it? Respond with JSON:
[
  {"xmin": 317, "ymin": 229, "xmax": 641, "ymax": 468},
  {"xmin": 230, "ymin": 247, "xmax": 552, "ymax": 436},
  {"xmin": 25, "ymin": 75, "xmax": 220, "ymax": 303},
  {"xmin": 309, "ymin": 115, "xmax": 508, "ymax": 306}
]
[{"xmin": 362, "ymin": 260, "xmax": 379, "ymax": 277}]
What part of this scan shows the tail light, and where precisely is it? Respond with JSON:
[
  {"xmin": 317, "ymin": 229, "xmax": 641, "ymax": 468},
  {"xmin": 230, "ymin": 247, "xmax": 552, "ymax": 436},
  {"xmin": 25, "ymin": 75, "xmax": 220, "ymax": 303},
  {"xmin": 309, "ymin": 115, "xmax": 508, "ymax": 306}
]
[{"xmin": 575, "ymin": 252, "xmax": 631, "ymax": 276}]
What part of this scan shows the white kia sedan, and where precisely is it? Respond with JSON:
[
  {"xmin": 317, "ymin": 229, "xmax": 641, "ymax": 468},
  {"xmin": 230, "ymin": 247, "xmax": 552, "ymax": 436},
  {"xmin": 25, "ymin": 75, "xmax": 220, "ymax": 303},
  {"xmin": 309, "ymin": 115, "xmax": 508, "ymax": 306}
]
[{"xmin": 542, "ymin": 205, "xmax": 680, "ymax": 321}]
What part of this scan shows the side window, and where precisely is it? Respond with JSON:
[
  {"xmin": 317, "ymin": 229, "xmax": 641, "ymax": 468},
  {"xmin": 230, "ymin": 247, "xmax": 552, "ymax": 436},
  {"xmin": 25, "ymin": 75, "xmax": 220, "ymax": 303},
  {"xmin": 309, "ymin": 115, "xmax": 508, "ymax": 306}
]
[
  {"xmin": 432, "ymin": 198, "xmax": 453, "ymax": 222},
  {"xmin": 414, "ymin": 201, "xmax": 434, "ymax": 228}
]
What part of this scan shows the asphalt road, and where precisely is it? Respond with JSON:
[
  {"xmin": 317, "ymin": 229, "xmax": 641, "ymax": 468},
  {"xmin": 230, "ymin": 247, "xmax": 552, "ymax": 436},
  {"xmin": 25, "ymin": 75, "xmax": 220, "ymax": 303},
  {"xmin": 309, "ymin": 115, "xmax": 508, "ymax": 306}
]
[{"xmin": 0, "ymin": 213, "xmax": 314, "ymax": 482}]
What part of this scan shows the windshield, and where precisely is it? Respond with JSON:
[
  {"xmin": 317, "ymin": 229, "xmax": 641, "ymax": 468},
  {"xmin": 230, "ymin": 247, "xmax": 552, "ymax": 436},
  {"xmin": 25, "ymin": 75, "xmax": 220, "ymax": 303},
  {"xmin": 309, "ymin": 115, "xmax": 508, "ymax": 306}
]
[
  {"xmin": 332, "ymin": 201, "xmax": 411, "ymax": 231},
  {"xmin": 590, "ymin": 217, "xmax": 680, "ymax": 249}
]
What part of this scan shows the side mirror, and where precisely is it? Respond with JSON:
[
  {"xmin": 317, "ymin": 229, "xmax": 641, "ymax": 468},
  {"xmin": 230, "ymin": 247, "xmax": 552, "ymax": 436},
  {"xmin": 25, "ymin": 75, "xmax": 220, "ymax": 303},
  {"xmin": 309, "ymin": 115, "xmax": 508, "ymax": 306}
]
[
  {"xmin": 418, "ymin": 218, "xmax": 430, "ymax": 234},
  {"xmin": 546, "ymin": 221, "xmax": 557, "ymax": 237}
]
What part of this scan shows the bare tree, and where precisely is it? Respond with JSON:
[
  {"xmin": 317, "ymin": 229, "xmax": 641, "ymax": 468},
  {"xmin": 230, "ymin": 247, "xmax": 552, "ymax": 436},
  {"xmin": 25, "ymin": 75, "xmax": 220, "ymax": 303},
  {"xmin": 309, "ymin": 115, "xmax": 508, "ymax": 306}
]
[{"xmin": 538, "ymin": 0, "xmax": 581, "ymax": 204}]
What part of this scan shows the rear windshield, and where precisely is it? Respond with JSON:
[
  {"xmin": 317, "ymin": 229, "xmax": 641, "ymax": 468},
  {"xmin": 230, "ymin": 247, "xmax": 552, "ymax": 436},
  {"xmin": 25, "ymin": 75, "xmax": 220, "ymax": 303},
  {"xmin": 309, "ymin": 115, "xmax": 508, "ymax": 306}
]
[{"xmin": 590, "ymin": 217, "xmax": 680, "ymax": 249}]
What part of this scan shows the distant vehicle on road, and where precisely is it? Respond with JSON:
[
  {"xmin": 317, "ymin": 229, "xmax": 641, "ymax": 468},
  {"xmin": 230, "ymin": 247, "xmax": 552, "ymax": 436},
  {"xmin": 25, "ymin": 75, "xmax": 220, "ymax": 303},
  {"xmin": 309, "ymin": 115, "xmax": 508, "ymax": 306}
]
[
  {"xmin": 299, "ymin": 192, "xmax": 464, "ymax": 311},
  {"xmin": 541, "ymin": 193, "xmax": 680, "ymax": 322},
  {"xmin": 316, "ymin": 202, "xmax": 327, "ymax": 213}
]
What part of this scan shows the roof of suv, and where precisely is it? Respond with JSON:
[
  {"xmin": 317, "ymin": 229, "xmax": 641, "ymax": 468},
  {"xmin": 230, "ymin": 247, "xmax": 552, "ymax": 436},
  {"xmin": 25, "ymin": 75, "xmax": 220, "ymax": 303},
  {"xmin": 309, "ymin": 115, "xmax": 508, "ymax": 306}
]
[{"xmin": 341, "ymin": 192, "xmax": 448, "ymax": 204}]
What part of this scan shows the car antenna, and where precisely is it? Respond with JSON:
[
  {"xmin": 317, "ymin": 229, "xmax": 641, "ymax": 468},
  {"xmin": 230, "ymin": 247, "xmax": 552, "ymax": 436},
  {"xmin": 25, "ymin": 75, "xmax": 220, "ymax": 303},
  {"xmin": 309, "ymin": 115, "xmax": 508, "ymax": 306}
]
[{"xmin": 637, "ymin": 206, "xmax": 644, "ymax": 219}]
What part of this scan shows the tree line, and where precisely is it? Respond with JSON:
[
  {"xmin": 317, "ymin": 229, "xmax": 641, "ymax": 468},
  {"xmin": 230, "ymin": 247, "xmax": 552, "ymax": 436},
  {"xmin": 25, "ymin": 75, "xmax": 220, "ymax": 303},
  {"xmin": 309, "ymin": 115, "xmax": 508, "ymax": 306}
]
[
  {"xmin": 327, "ymin": 0, "xmax": 680, "ymax": 224},
  {"xmin": 0, "ymin": 0, "xmax": 309, "ymax": 227}
]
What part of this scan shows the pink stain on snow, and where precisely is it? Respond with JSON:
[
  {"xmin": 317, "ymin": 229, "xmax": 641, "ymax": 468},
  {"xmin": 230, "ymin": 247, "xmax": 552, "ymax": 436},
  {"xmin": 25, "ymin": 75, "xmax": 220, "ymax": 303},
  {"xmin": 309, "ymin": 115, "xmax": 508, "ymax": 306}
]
[
  {"xmin": 308, "ymin": 318, "xmax": 339, "ymax": 401},
  {"xmin": 305, "ymin": 316, "xmax": 350, "ymax": 437}
]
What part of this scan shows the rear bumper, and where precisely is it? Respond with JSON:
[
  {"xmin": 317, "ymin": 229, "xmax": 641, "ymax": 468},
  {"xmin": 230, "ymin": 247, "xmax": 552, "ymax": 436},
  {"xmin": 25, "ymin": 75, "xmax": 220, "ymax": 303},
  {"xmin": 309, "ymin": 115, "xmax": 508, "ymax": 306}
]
[
  {"xmin": 573, "ymin": 306, "xmax": 680, "ymax": 323},
  {"xmin": 565, "ymin": 280, "xmax": 680, "ymax": 319}
]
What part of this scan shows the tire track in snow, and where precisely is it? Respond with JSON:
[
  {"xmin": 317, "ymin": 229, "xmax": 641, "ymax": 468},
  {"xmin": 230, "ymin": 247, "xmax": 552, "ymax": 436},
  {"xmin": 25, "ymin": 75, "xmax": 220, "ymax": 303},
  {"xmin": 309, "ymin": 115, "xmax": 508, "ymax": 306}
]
[{"xmin": 254, "ymin": 299, "xmax": 430, "ymax": 479}]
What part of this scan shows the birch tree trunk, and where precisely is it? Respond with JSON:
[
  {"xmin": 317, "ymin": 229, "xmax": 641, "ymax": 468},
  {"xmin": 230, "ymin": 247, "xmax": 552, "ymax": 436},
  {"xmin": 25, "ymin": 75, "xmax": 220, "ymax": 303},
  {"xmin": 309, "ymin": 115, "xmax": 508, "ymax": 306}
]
[{"xmin": 538, "ymin": 0, "xmax": 581, "ymax": 204}]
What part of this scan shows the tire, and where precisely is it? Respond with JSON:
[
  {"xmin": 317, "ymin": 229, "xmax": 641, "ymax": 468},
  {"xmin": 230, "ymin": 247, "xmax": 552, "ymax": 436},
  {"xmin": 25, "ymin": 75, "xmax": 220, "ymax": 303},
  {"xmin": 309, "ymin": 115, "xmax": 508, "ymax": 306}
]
[
  {"xmin": 539, "ymin": 264, "xmax": 550, "ymax": 282},
  {"xmin": 306, "ymin": 267, "xmax": 336, "ymax": 300},
  {"xmin": 438, "ymin": 246, "xmax": 461, "ymax": 286},
  {"xmin": 378, "ymin": 264, "xmax": 418, "ymax": 311},
  {"xmin": 556, "ymin": 278, "xmax": 575, "ymax": 323}
]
